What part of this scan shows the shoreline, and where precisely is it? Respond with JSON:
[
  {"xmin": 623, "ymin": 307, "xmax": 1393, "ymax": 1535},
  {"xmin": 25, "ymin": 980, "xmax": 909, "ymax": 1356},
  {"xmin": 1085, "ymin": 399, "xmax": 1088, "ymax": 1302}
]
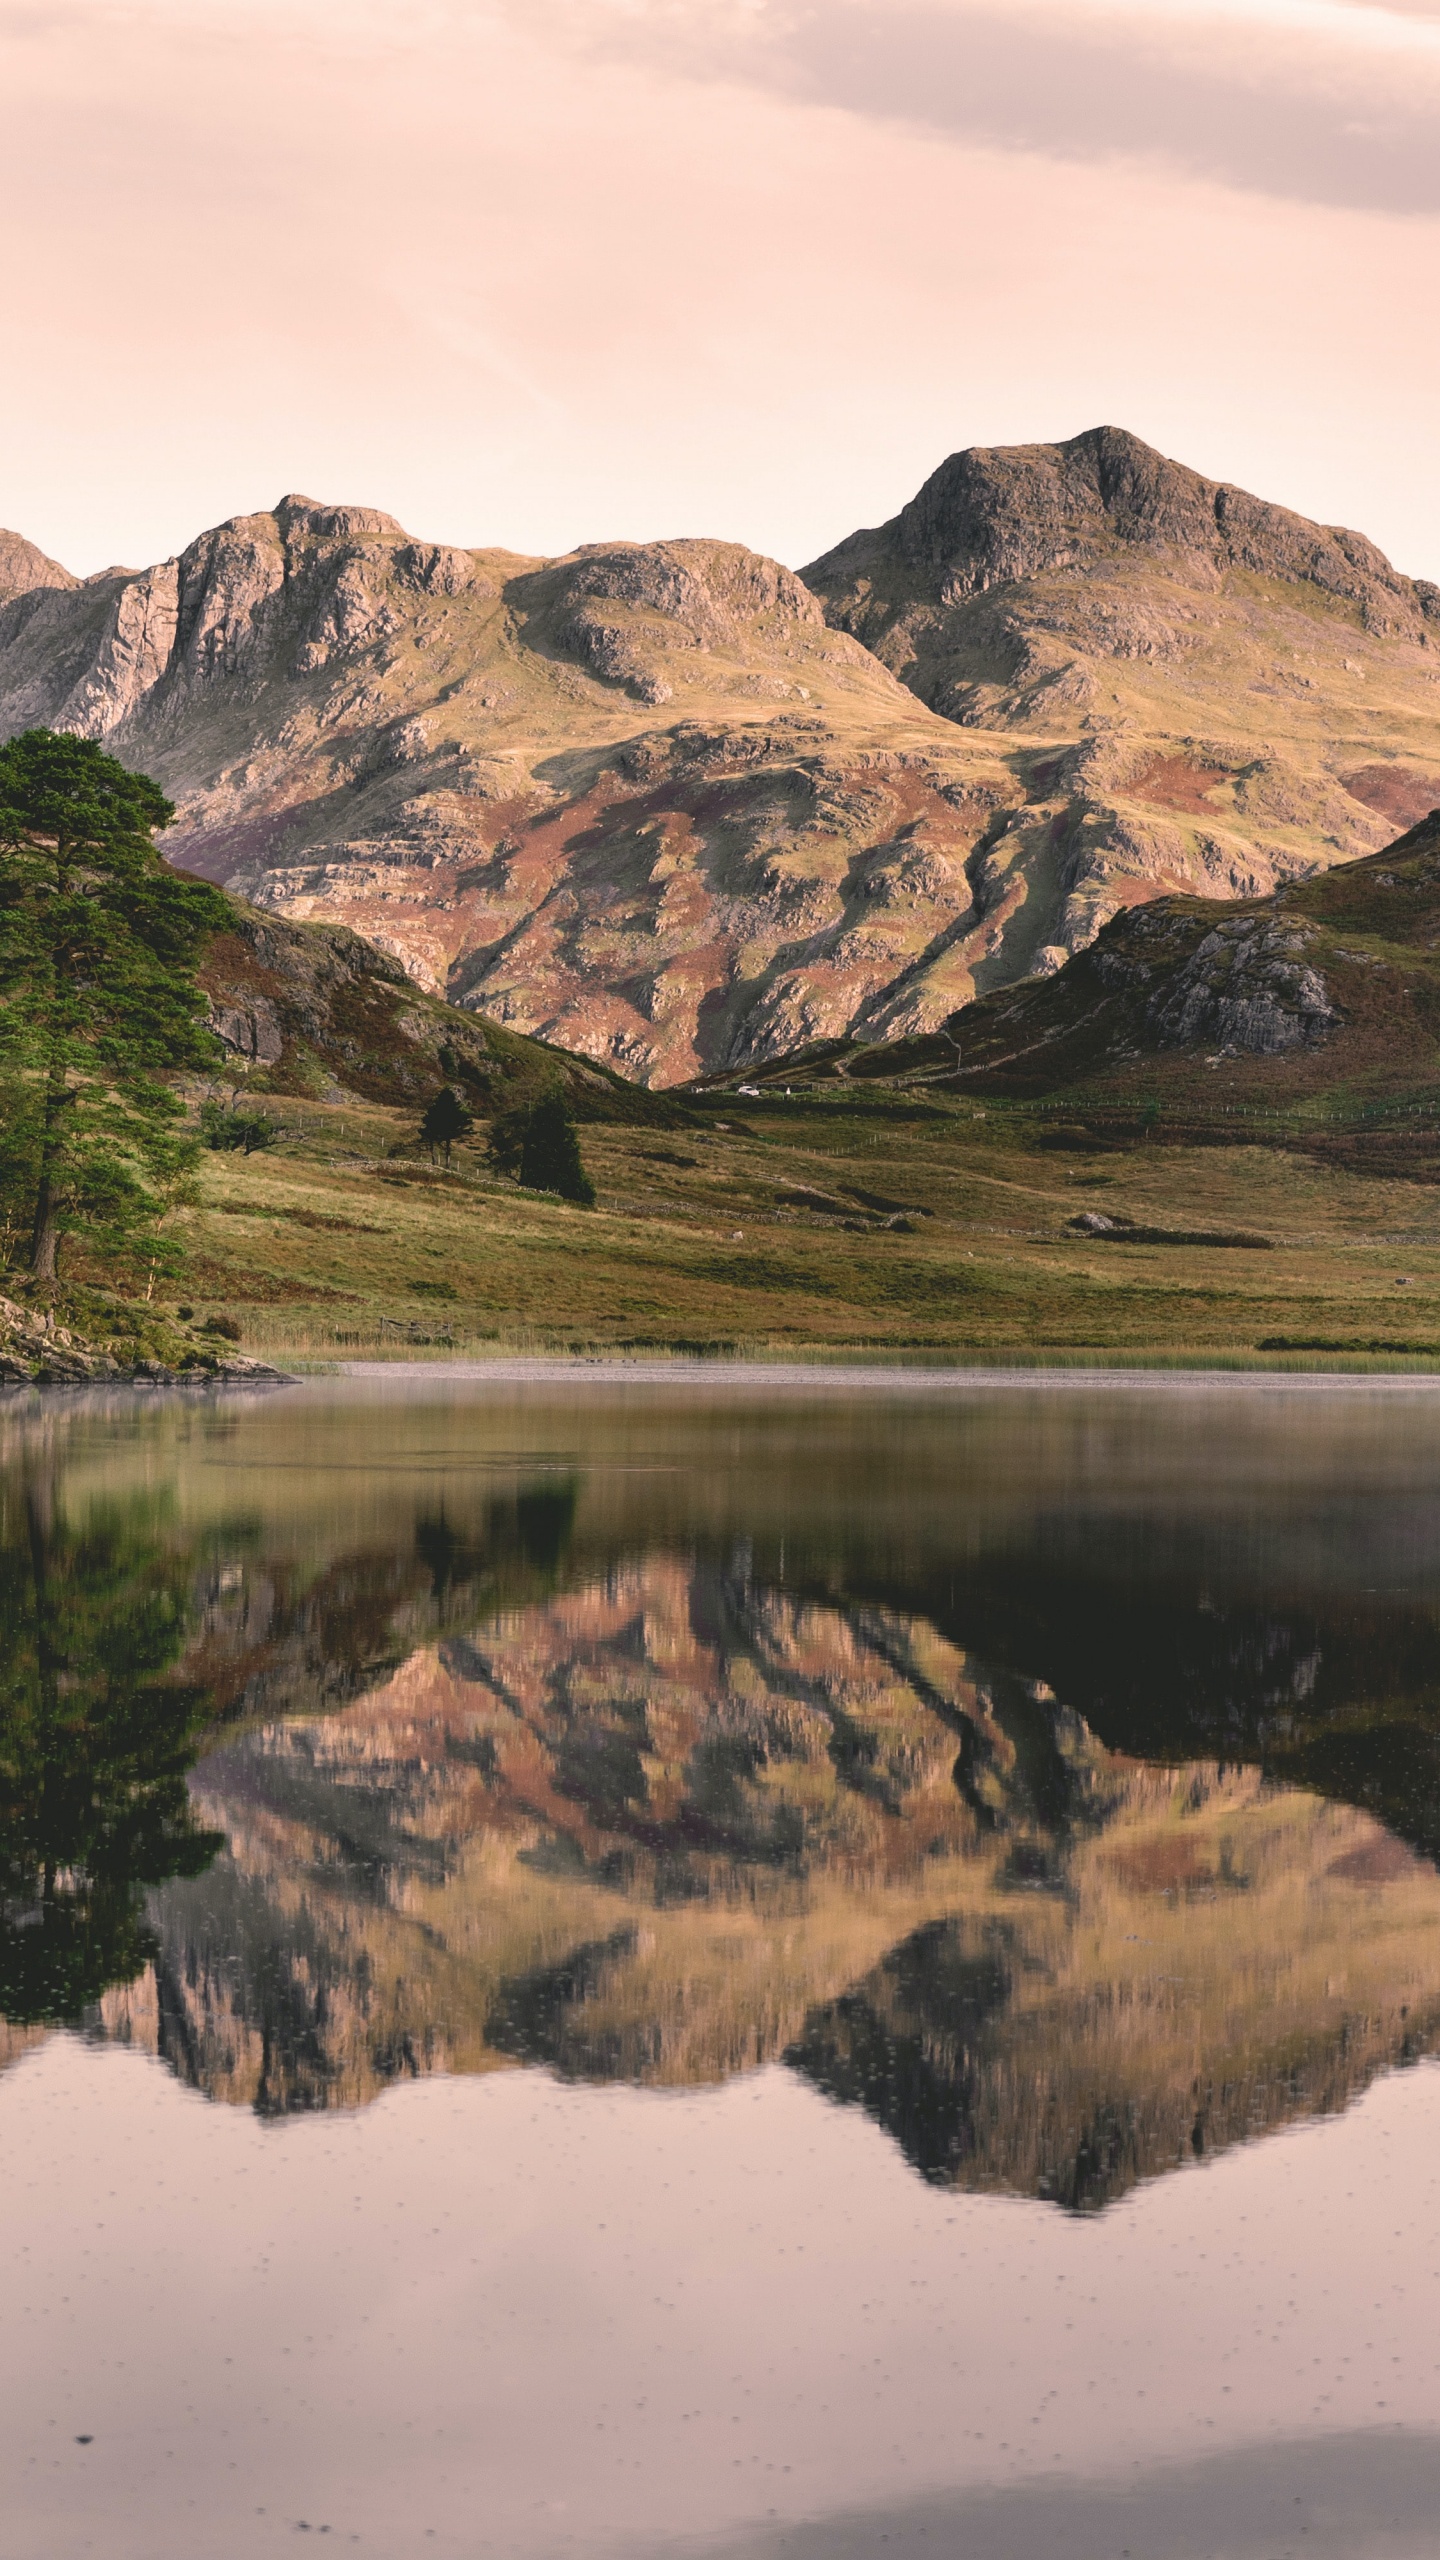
[
  {"xmin": 322, "ymin": 1353, "xmax": 1440, "ymax": 1393},
  {"xmin": 14, "ymin": 1347, "xmax": 1440, "ymax": 1398}
]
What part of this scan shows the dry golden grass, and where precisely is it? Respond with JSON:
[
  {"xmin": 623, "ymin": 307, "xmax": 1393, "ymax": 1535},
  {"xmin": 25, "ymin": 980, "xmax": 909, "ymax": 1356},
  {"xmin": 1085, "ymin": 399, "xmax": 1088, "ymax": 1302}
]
[{"xmin": 173, "ymin": 1082, "xmax": 1440, "ymax": 1363}]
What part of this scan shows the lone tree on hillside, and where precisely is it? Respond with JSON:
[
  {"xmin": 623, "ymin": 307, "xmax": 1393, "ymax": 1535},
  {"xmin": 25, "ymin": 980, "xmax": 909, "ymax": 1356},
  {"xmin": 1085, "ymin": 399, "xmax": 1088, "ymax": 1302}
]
[
  {"xmin": 0, "ymin": 729, "xmax": 230, "ymax": 1282},
  {"xmin": 520, "ymin": 1094, "xmax": 596, "ymax": 1206},
  {"xmin": 420, "ymin": 1083, "xmax": 472, "ymax": 1168},
  {"xmin": 486, "ymin": 1091, "xmax": 595, "ymax": 1205}
]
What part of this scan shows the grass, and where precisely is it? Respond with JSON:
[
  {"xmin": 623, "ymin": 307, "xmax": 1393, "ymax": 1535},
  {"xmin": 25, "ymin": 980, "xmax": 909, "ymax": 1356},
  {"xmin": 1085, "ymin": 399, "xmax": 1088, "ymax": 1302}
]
[{"xmin": 159, "ymin": 1080, "xmax": 1440, "ymax": 1366}]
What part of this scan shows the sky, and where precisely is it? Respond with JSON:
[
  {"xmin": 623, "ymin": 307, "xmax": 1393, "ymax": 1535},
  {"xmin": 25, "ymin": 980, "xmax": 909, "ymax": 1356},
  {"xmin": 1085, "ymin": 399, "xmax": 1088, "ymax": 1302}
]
[{"xmin": 2, "ymin": 0, "xmax": 1440, "ymax": 580}]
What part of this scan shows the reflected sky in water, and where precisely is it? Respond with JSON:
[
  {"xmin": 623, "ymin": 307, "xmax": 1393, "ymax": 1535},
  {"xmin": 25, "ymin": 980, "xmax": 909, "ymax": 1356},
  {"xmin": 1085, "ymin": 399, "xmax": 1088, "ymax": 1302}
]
[{"xmin": 5, "ymin": 1367, "xmax": 1440, "ymax": 2556}]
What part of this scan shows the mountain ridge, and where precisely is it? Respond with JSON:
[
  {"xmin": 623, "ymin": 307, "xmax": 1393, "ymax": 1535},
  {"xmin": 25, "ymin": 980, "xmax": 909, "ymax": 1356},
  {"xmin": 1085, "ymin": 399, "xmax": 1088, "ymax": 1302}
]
[
  {"xmin": 0, "ymin": 497, "xmax": 1004, "ymax": 1079},
  {"xmin": 2, "ymin": 427, "xmax": 1438, "ymax": 1084}
]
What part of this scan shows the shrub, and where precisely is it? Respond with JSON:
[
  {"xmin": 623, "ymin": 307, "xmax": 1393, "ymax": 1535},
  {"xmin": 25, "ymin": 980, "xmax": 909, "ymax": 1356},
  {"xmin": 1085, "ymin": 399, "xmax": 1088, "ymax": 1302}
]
[{"xmin": 200, "ymin": 1100, "xmax": 278, "ymax": 1154}]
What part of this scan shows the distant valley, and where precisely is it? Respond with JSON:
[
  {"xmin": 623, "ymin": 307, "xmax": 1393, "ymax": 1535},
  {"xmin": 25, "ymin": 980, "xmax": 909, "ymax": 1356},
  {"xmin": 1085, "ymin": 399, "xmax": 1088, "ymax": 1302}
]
[{"xmin": 3, "ymin": 427, "xmax": 1439, "ymax": 1085}]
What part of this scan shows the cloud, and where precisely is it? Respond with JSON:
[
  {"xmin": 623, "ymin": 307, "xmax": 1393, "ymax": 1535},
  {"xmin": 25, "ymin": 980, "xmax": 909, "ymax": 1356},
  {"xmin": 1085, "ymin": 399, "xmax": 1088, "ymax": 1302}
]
[
  {"xmin": 526, "ymin": 0, "xmax": 1440, "ymax": 215},
  {"xmin": 3, "ymin": 0, "xmax": 1440, "ymax": 585}
]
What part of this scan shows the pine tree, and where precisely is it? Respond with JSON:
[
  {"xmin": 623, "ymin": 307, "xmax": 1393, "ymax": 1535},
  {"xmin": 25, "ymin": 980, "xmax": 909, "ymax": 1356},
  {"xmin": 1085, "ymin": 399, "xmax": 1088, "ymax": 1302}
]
[
  {"xmin": 485, "ymin": 1101, "xmax": 530, "ymax": 1177},
  {"xmin": 0, "ymin": 729, "xmax": 231, "ymax": 1282},
  {"xmin": 518, "ymin": 1094, "xmax": 596, "ymax": 1205},
  {"xmin": 420, "ymin": 1083, "xmax": 471, "ymax": 1167}
]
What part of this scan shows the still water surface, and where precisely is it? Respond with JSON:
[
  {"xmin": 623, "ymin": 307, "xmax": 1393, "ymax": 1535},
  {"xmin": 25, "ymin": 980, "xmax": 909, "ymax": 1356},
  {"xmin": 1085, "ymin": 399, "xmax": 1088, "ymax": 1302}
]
[{"xmin": 5, "ymin": 1365, "xmax": 1440, "ymax": 2557}]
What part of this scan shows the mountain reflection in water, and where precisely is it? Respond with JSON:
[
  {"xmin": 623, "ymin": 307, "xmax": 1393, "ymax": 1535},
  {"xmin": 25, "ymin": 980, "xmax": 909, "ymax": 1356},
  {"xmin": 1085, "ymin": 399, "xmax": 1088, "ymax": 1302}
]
[{"xmin": 6, "ymin": 1375, "xmax": 1440, "ymax": 2213}]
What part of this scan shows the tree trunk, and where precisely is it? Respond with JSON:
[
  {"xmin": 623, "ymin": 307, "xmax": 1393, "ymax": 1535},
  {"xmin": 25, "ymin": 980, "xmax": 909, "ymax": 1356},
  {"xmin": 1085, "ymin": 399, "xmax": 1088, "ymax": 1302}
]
[
  {"xmin": 29, "ymin": 1173, "xmax": 58, "ymax": 1281},
  {"xmin": 29, "ymin": 1061, "xmax": 70, "ymax": 1281}
]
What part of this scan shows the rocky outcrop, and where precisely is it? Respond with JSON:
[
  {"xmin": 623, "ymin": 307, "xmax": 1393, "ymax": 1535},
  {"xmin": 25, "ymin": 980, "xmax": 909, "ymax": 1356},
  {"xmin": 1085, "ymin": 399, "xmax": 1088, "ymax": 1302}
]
[
  {"xmin": 1133, "ymin": 914, "xmax": 1340, "ymax": 1053},
  {"xmin": 0, "ymin": 528, "xmax": 74, "ymax": 607},
  {"xmin": 197, "ymin": 894, "xmax": 687, "ymax": 1122},
  {"xmin": 782, "ymin": 808, "xmax": 1440, "ymax": 1102},
  {"xmin": 0, "ymin": 1290, "xmax": 283, "ymax": 1386},
  {"xmin": 534, "ymin": 538, "xmax": 827, "ymax": 706}
]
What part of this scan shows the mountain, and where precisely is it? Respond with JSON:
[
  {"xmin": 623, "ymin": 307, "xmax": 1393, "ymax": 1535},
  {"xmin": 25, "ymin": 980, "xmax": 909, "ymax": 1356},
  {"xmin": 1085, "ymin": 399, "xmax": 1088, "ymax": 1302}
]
[
  {"xmin": 0, "ymin": 502, "xmax": 1003, "ymax": 1081},
  {"xmin": 804, "ymin": 424, "xmax": 1440, "ymax": 975},
  {"xmin": 791, "ymin": 807, "xmax": 1440, "ymax": 1139},
  {"xmin": 2, "ymin": 431, "xmax": 1438, "ymax": 1085}
]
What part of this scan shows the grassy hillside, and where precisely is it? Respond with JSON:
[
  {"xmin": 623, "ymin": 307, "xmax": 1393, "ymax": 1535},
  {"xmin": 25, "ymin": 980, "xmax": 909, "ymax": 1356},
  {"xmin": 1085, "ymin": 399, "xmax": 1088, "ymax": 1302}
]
[
  {"xmin": 5, "ymin": 827, "xmax": 1430, "ymax": 1367},
  {"xmin": 6, "ymin": 850, "xmax": 1438, "ymax": 1365},
  {"xmin": 167, "ymin": 1058, "xmax": 1440, "ymax": 1361}
]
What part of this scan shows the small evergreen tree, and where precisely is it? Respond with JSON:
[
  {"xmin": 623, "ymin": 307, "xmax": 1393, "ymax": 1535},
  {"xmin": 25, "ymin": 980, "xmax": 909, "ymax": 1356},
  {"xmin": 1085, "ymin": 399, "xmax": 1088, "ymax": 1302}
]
[
  {"xmin": 420, "ymin": 1083, "xmax": 471, "ymax": 1167},
  {"xmin": 0, "ymin": 729, "xmax": 230, "ymax": 1282},
  {"xmin": 485, "ymin": 1101, "xmax": 531, "ymax": 1177},
  {"xmin": 519, "ymin": 1094, "xmax": 595, "ymax": 1205}
]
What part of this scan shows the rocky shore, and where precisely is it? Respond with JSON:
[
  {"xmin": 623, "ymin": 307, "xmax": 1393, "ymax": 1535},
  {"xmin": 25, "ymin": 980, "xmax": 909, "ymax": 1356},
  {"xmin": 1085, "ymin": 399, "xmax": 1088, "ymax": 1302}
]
[{"xmin": 0, "ymin": 1293, "xmax": 289, "ymax": 1387}]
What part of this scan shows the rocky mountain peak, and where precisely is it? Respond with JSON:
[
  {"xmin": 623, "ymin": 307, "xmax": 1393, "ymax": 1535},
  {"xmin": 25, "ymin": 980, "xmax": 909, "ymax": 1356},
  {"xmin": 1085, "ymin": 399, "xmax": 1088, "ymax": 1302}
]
[
  {"xmin": 806, "ymin": 425, "xmax": 1439, "ymax": 638},
  {"xmin": 0, "ymin": 527, "xmax": 77, "ymax": 607},
  {"xmin": 552, "ymin": 536, "xmax": 822, "ymax": 635},
  {"xmin": 509, "ymin": 535, "xmax": 827, "ymax": 705},
  {"xmin": 2, "ymin": 436, "xmax": 1438, "ymax": 1084},
  {"xmin": 271, "ymin": 495, "xmax": 411, "ymax": 544}
]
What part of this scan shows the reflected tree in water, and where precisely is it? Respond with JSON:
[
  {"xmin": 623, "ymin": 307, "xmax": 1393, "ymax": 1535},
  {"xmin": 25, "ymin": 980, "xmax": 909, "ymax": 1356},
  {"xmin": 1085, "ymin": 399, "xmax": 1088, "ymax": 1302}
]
[{"xmin": 0, "ymin": 1473, "xmax": 221, "ymax": 2024}]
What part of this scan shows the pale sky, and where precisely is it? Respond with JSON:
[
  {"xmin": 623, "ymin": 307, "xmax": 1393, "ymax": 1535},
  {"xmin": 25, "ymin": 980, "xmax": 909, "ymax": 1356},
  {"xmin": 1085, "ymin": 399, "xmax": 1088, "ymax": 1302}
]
[{"xmin": 3, "ymin": 0, "xmax": 1440, "ymax": 580}]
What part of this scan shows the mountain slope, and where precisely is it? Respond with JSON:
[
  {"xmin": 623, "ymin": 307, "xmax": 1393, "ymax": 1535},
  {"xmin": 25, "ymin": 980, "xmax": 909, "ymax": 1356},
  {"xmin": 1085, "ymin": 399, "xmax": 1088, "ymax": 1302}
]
[
  {"xmin": 785, "ymin": 809, "xmax": 1440, "ymax": 1128},
  {"xmin": 2, "ymin": 431, "xmax": 1438, "ymax": 1086},
  {"xmin": 804, "ymin": 425, "xmax": 1440, "ymax": 977},
  {"xmin": 197, "ymin": 891, "xmax": 682, "ymax": 1125},
  {"xmin": 0, "ymin": 503, "xmax": 1011, "ymax": 1081}
]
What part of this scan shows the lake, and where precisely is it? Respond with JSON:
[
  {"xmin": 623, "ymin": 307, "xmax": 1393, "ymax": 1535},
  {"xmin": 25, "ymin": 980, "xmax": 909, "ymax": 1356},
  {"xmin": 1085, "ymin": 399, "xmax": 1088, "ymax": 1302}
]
[{"xmin": 4, "ymin": 1364, "xmax": 1440, "ymax": 2559}]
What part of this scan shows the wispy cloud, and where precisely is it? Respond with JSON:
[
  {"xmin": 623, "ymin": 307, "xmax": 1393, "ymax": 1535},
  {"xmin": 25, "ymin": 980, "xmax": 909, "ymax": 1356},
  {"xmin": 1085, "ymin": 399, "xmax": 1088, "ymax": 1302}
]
[
  {"xmin": 4, "ymin": 0, "xmax": 1440, "ymax": 579},
  {"xmin": 522, "ymin": 0, "xmax": 1440, "ymax": 214}
]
